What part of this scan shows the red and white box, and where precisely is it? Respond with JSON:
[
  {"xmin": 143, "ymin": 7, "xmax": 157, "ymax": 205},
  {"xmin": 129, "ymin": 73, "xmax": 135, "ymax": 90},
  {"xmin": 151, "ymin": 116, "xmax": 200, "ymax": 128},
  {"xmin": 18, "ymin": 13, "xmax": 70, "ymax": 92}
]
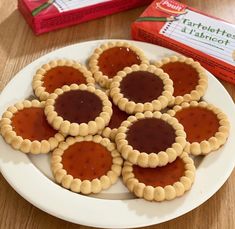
[
  {"xmin": 132, "ymin": 0, "xmax": 235, "ymax": 84},
  {"xmin": 18, "ymin": 0, "xmax": 153, "ymax": 35}
]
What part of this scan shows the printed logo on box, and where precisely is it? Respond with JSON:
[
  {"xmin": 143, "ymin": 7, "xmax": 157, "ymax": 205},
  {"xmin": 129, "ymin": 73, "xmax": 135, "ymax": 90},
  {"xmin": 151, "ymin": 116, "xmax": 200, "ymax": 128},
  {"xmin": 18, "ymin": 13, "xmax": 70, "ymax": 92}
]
[{"xmin": 156, "ymin": 0, "xmax": 187, "ymax": 15}]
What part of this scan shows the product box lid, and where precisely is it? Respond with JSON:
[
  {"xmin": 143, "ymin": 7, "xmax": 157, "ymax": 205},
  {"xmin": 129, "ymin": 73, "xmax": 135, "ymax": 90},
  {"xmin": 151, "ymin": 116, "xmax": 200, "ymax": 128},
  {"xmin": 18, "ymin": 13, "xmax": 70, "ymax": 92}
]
[
  {"xmin": 132, "ymin": 0, "xmax": 235, "ymax": 84},
  {"xmin": 18, "ymin": 0, "xmax": 153, "ymax": 34}
]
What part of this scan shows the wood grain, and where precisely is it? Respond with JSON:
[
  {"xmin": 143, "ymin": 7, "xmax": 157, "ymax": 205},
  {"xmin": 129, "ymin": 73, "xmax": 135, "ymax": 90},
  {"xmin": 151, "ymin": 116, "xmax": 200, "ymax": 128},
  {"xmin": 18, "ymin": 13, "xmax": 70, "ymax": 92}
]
[{"xmin": 0, "ymin": 0, "xmax": 235, "ymax": 228}]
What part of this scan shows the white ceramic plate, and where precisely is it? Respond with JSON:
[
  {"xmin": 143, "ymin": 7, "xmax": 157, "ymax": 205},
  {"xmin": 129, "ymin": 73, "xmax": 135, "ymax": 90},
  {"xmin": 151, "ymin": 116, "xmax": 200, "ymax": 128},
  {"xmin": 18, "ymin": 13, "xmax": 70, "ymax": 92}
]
[{"xmin": 0, "ymin": 40, "xmax": 235, "ymax": 229}]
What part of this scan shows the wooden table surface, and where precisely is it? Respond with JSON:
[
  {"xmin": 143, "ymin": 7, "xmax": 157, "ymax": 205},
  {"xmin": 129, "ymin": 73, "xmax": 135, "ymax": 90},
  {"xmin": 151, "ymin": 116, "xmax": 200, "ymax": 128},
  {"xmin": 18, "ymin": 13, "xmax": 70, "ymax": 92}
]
[{"xmin": 1, "ymin": 0, "xmax": 235, "ymax": 228}]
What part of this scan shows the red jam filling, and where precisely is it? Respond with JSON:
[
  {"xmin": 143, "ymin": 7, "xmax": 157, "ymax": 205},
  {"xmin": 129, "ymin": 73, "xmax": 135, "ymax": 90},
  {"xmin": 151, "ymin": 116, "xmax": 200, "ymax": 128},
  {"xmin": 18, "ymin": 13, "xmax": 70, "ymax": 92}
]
[
  {"xmin": 54, "ymin": 90, "xmax": 102, "ymax": 124},
  {"xmin": 108, "ymin": 101, "xmax": 129, "ymax": 129},
  {"xmin": 126, "ymin": 118, "xmax": 176, "ymax": 153},
  {"xmin": 62, "ymin": 141, "xmax": 113, "ymax": 180},
  {"xmin": 161, "ymin": 62, "xmax": 199, "ymax": 96},
  {"xmin": 120, "ymin": 71, "xmax": 164, "ymax": 103},
  {"xmin": 12, "ymin": 107, "xmax": 57, "ymax": 141},
  {"xmin": 175, "ymin": 107, "xmax": 220, "ymax": 143},
  {"xmin": 98, "ymin": 47, "xmax": 141, "ymax": 78},
  {"xmin": 43, "ymin": 66, "xmax": 86, "ymax": 93},
  {"xmin": 133, "ymin": 157, "xmax": 185, "ymax": 187}
]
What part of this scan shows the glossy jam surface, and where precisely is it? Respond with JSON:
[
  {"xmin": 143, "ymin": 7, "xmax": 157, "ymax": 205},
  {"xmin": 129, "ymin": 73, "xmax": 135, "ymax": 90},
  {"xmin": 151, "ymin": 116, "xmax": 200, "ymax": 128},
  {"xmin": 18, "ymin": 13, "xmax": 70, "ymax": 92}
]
[
  {"xmin": 62, "ymin": 141, "xmax": 113, "ymax": 180},
  {"xmin": 161, "ymin": 62, "xmax": 199, "ymax": 96},
  {"xmin": 133, "ymin": 158, "xmax": 185, "ymax": 187},
  {"xmin": 54, "ymin": 90, "xmax": 102, "ymax": 123},
  {"xmin": 98, "ymin": 47, "xmax": 141, "ymax": 78},
  {"xmin": 120, "ymin": 71, "xmax": 164, "ymax": 103},
  {"xmin": 126, "ymin": 118, "xmax": 176, "ymax": 153},
  {"xmin": 43, "ymin": 66, "xmax": 86, "ymax": 93},
  {"xmin": 108, "ymin": 101, "xmax": 129, "ymax": 129},
  {"xmin": 175, "ymin": 107, "xmax": 220, "ymax": 143},
  {"xmin": 12, "ymin": 107, "xmax": 57, "ymax": 141}
]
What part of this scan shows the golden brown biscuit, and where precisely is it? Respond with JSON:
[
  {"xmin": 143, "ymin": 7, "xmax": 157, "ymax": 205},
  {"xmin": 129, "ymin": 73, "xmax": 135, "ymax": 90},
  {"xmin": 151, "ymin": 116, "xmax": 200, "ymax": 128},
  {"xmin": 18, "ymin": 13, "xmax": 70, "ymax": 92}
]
[
  {"xmin": 109, "ymin": 64, "xmax": 173, "ymax": 114},
  {"xmin": 0, "ymin": 100, "xmax": 64, "ymax": 154},
  {"xmin": 122, "ymin": 152, "xmax": 195, "ymax": 201},
  {"xmin": 51, "ymin": 135, "xmax": 123, "ymax": 194},
  {"xmin": 89, "ymin": 41, "xmax": 149, "ymax": 88},
  {"xmin": 167, "ymin": 101, "xmax": 230, "ymax": 155},
  {"xmin": 44, "ymin": 84, "xmax": 112, "ymax": 136},
  {"xmin": 154, "ymin": 55, "xmax": 208, "ymax": 106},
  {"xmin": 32, "ymin": 59, "xmax": 94, "ymax": 101},
  {"xmin": 115, "ymin": 111, "xmax": 186, "ymax": 167}
]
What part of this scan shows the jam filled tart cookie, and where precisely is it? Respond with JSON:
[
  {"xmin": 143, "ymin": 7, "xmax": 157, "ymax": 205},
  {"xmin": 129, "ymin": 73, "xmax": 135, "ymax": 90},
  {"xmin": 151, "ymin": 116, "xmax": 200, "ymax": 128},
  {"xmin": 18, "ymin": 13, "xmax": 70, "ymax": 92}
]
[
  {"xmin": 115, "ymin": 111, "xmax": 186, "ymax": 167},
  {"xmin": 154, "ymin": 56, "xmax": 208, "ymax": 105},
  {"xmin": 45, "ymin": 84, "xmax": 112, "ymax": 136},
  {"xmin": 101, "ymin": 93, "xmax": 129, "ymax": 141},
  {"xmin": 0, "ymin": 100, "xmax": 64, "ymax": 154},
  {"xmin": 32, "ymin": 59, "xmax": 95, "ymax": 101},
  {"xmin": 109, "ymin": 64, "xmax": 173, "ymax": 114},
  {"xmin": 89, "ymin": 41, "xmax": 149, "ymax": 88},
  {"xmin": 51, "ymin": 135, "xmax": 123, "ymax": 194},
  {"xmin": 168, "ymin": 101, "xmax": 230, "ymax": 155},
  {"xmin": 122, "ymin": 152, "xmax": 195, "ymax": 201}
]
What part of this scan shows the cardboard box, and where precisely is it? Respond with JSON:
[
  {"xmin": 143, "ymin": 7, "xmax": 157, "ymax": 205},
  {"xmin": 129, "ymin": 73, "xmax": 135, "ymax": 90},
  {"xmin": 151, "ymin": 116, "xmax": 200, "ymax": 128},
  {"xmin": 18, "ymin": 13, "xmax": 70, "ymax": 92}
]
[
  {"xmin": 18, "ymin": 0, "xmax": 153, "ymax": 35},
  {"xmin": 132, "ymin": 0, "xmax": 235, "ymax": 84}
]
